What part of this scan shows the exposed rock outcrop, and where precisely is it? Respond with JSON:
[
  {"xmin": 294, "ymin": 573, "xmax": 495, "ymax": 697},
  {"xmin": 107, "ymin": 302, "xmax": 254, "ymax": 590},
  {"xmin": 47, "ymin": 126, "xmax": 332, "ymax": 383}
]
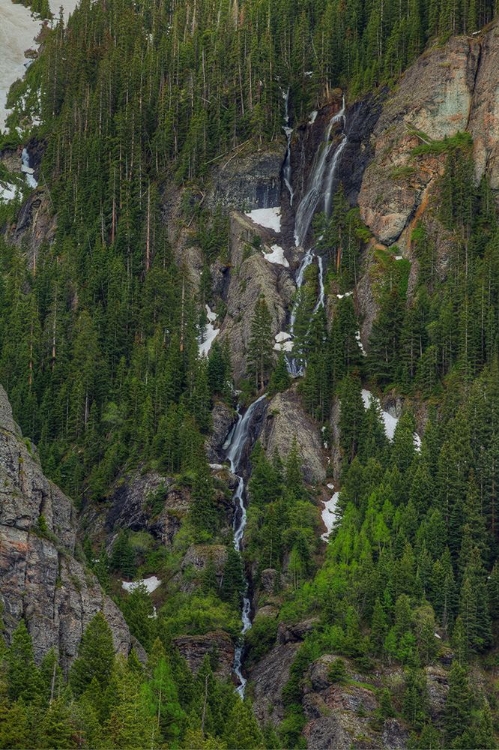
[
  {"xmin": 0, "ymin": 385, "xmax": 132, "ymax": 670},
  {"xmin": 178, "ymin": 543, "xmax": 228, "ymax": 593},
  {"xmin": 260, "ymin": 386, "xmax": 326, "ymax": 483},
  {"xmin": 250, "ymin": 641, "xmax": 301, "ymax": 725},
  {"xmin": 8, "ymin": 188, "xmax": 56, "ymax": 268},
  {"xmin": 205, "ymin": 401, "xmax": 236, "ymax": 463},
  {"xmin": 219, "ymin": 212, "xmax": 295, "ymax": 382},
  {"xmin": 103, "ymin": 472, "xmax": 192, "ymax": 546},
  {"xmin": 173, "ymin": 630, "xmax": 235, "ymax": 681},
  {"xmin": 358, "ymin": 24, "xmax": 499, "ymax": 253},
  {"xmin": 209, "ymin": 142, "xmax": 284, "ymax": 211},
  {"xmin": 303, "ymin": 655, "xmax": 409, "ymax": 750},
  {"xmin": 468, "ymin": 23, "xmax": 499, "ymax": 188}
]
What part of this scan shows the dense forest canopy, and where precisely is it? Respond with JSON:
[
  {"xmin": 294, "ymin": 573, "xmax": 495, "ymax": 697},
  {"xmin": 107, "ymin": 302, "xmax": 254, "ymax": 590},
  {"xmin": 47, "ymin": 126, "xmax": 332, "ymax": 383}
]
[{"xmin": 2, "ymin": 0, "xmax": 499, "ymax": 746}]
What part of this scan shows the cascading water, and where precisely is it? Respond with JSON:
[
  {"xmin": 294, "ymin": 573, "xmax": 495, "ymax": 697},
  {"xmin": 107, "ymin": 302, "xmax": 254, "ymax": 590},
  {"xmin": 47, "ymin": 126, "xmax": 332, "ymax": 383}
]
[
  {"xmin": 313, "ymin": 254, "xmax": 325, "ymax": 315},
  {"xmin": 286, "ymin": 95, "xmax": 347, "ymax": 376},
  {"xmin": 224, "ymin": 393, "xmax": 267, "ymax": 697},
  {"xmin": 287, "ymin": 248, "xmax": 314, "ymax": 376},
  {"xmin": 282, "ymin": 88, "xmax": 294, "ymax": 205},
  {"xmin": 21, "ymin": 148, "xmax": 37, "ymax": 189},
  {"xmin": 323, "ymin": 95, "xmax": 346, "ymax": 216}
]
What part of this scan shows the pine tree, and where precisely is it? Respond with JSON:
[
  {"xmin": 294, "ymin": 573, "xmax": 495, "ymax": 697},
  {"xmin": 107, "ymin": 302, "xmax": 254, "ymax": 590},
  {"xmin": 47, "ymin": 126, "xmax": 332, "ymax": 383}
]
[
  {"xmin": 444, "ymin": 663, "xmax": 473, "ymax": 746},
  {"xmin": 247, "ymin": 296, "xmax": 273, "ymax": 391},
  {"xmin": 6, "ymin": 620, "xmax": 42, "ymax": 703},
  {"xmin": 70, "ymin": 612, "xmax": 115, "ymax": 697}
]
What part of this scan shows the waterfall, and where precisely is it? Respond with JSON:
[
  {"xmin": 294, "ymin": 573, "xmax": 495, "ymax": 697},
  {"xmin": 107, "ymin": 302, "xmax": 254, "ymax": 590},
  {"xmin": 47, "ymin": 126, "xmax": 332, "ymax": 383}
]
[
  {"xmin": 313, "ymin": 254, "xmax": 325, "ymax": 314},
  {"xmin": 21, "ymin": 148, "xmax": 37, "ymax": 189},
  {"xmin": 282, "ymin": 89, "xmax": 294, "ymax": 205},
  {"xmin": 294, "ymin": 96, "xmax": 346, "ymax": 247},
  {"xmin": 286, "ymin": 96, "xmax": 346, "ymax": 376},
  {"xmin": 323, "ymin": 96, "xmax": 346, "ymax": 217},
  {"xmin": 287, "ymin": 248, "xmax": 314, "ymax": 377},
  {"xmin": 224, "ymin": 393, "xmax": 267, "ymax": 697}
]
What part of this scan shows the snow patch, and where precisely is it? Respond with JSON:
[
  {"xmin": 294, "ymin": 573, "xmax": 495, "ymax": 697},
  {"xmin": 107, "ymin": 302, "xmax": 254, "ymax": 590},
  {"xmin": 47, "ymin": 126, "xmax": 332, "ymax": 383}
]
[
  {"xmin": 321, "ymin": 490, "xmax": 339, "ymax": 542},
  {"xmin": 262, "ymin": 244, "xmax": 289, "ymax": 267},
  {"xmin": 0, "ymin": 0, "xmax": 41, "ymax": 131},
  {"xmin": 362, "ymin": 389, "xmax": 421, "ymax": 448},
  {"xmin": 122, "ymin": 576, "xmax": 161, "ymax": 594},
  {"xmin": 0, "ymin": 0, "xmax": 80, "ymax": 132},
  {"xmin": 275, "ymin": 331, "xmax": 291, "ymax": 343},
  {"xmin": 198, "ymin": 305, "xmax": 220, "ymax": 357},
  {"xmin": 362, "ymin": 389, "xmax": 399, "ymax": 441},
  {"xmin": 394, "ymin": 255, "xmax": 403, "ymax": 260},
  {"xmin": 0, "ymin": 182, "xmax": 18, "ymax": 202},
  {"xmin": 245, "ymin": 207, "xmax": 281, "ymax": 233},
  {"xmin": 273, "ymin": 340, "xmax": 294, "ymax": 352}
]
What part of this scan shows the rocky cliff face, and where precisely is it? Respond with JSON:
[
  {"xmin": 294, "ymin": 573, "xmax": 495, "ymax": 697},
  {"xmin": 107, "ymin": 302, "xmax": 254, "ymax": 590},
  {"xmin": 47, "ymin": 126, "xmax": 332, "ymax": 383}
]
[
  {"xmin": 0, "ymin": 385, "xmax": 132, "ymax": 670},
  {"xmin": 260, "ymin": 386, "xmax": 327, "ymax": 484},
  {"xmin": 358, "ymin": 23, "xmax": 499, "ymax": 253},
  {"xmin": 218, "ymin": 211, "xmax": 295, "ymax": 383}
]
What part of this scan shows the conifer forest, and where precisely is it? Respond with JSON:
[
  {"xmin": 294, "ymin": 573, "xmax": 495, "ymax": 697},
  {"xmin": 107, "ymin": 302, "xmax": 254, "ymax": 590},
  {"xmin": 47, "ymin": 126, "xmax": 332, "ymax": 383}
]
[{"xmin": 2, "ymin": 0, "xmax": 499, "ymax": 746}]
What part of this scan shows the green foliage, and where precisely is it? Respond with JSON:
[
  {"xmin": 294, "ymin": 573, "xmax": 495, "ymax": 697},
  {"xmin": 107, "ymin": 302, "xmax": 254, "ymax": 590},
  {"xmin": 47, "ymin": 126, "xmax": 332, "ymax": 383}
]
[
  {"xmin": 6, "ymin": 620, "xmax": 41, "ymax": 704},
  {"xmin": 70, "ymin": 613, "xmax": 115, "ymax": 697},
  {"xmin": 328, "ymin": 658, "xmax": 348, "ymax": 683},
  {"xmin": 244, "ymin": 616, "xmax": 279, "ymax": 667},
  {"xmin": 247, "ymin": 297, "xmax": 274, "ymax": 391}
]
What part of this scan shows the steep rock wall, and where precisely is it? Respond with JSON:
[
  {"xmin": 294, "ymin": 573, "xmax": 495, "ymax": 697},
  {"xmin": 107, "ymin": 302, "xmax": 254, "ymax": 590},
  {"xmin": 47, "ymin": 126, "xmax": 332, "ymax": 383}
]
[{"xmin": 0, "ymin": 385, "xmax": 132, "ymax": 670}]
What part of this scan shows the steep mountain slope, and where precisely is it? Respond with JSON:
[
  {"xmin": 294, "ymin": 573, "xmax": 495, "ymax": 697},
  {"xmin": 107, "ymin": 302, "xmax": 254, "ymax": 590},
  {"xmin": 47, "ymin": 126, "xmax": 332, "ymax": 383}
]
[
  {"xmin": 0, "ymin": 384, "xmax": 132, "ymax": 669},
  {"xmin": 2, "ymin": 0, "xmax": 499, "ymax": 747}
]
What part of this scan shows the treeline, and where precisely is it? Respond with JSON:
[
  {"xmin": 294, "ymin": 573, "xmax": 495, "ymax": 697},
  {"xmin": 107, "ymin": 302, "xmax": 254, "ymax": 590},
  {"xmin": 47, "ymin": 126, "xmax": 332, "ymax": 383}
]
[{"xmin": 0, "ymin": 613, "xmax": 270, "ymax": 749}]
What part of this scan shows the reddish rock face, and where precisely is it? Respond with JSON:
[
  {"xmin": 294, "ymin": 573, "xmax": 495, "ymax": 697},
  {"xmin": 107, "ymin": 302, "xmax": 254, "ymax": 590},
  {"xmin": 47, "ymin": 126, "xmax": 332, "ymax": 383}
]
[
  {"xmin": 357, "ymin": 27, "xmax": 499, "ymax": 251},
  {"xmin": 0, "ymin": 384, "xmax": 132, "ymax": 671}
]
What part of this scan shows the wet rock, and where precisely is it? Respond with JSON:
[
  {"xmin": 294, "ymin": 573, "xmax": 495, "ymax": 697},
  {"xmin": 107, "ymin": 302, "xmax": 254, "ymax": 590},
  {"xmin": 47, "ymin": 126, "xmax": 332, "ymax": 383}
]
[
  {"xmin": 209, "ymin": 142, "xmax": 284, "ymax": 211},
  {"xmin": 205, "ymin": 401, "xmax": 236, "ymax": 463},
  {"xmin": 8, "ymin": 189, "xmax": 56, "ymax": 269}
]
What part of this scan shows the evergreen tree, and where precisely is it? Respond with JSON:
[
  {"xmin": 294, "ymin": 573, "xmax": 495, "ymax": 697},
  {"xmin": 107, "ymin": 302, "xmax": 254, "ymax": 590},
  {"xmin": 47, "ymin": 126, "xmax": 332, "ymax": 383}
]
[
  {"xmin": 6, "ymin": 620, "xmax": 41, "ymax": 703},
  {"xmin": 70, "ymin": 612, "xmax": 115, "ymax": 697},
  {"xmin": 247, "ymin": 296, "xmax": 273, "ymax": 391}
]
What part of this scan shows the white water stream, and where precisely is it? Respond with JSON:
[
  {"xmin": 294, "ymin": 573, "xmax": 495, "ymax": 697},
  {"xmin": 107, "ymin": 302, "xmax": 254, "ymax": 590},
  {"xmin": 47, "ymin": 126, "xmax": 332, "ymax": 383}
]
[
  {"xmin": 282, "ymin": 88, "xmax": 294, "ymax": 205},
  {"xmin": 286, "ymin": 95, "xmax": 347, "ymax": 377},
  {"xmin": 223, "ymin": 393, "xmax": 267, "ymax": 697}
]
